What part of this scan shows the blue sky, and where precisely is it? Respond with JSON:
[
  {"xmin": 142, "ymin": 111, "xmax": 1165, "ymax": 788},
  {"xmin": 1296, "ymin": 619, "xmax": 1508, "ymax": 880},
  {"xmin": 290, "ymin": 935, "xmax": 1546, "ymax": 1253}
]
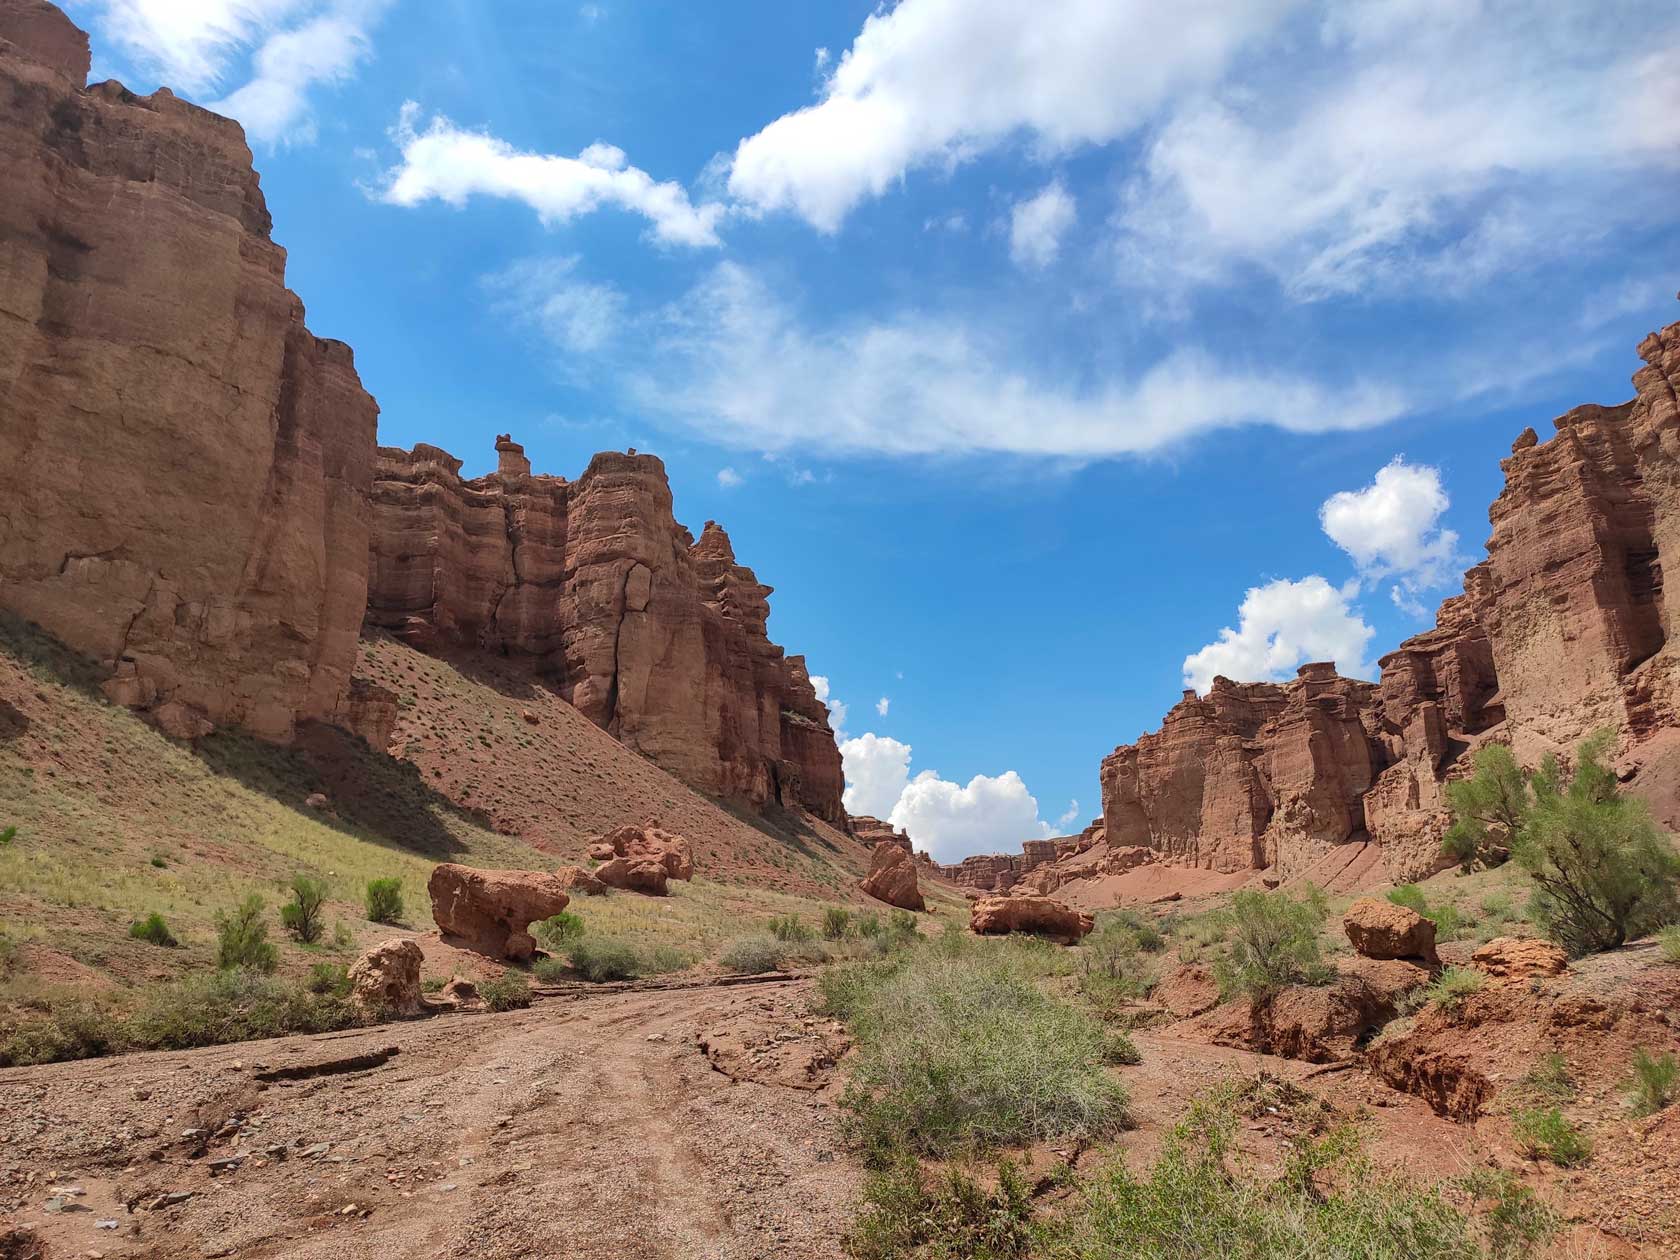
[{"xmin": 69, "ymin": 0, "xmax": 1680, "ymax": 861}]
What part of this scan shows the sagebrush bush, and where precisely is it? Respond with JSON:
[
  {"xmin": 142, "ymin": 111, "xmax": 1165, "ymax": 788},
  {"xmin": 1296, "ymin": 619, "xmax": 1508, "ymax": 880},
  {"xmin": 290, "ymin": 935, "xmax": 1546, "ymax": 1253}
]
[
  {"xmin": 1212, "ymin": 890, "xmax": 1333, "ymax": 1001},
  {"xmin": 1386, "ymin": 886, "xmax": 1466, "ymax": 941},
  {"xmin": 307, "ymin": 961, "xmax": 350, "ymax": 996},
  {"xmin": 535, "ymin": 911, "xmax": 586, "ymax": 951},
  {"xmin": 1628, "ymin": 1046, "xmax": 1678, "ymax": 1116},
  {"xmin": 1425, "ymin": 966, "xmax": 1483, "ymax": 1014},
  {"xmin": 769, "ymin": 913, "xmax": 814, "ymax": 943},
  {"xmin": 856, "ymin": 911, "xmax": 882, "ymax": 938},
  {"xmin": 126, "ymin": 970, "xmax": 357, "ymax": 1050},
  {"xmin": 566, "ymin": 936, "xmax": 643, "ymax": 982},
  {"xmin": 719, "ymin": 935, "xmax": 785, "ymax": 974},
  {"xmin": 823, "ymin": 906, "xmax": 854, "ymax": 941},
  {"xmin": 1103, "ymin": 1031, "xmax": 1143, "ymax": 1066},
  {"xmin": 128, "ymin": 912, "xmax": 178, "ymax": 948},
  {"xmin": 1511, "ymin": 1107, "xmax": 1591, "ymax": 1166},
  {"xmin": 280, "ymin": 875, "xmax": 329, "ymax": 944},
  {"xmin": 364, "ymin": 877, "xmax": 404, "ymax": 925},
  {"xmin": 532, "ymin": 955, "xmax": 569, "ymax": 983},
  {"xmin": 846, "ymin": 1157, "xmax": 1034, "ymax": 1260},
  {"xmin": 828, "ymin": 933, "xmax": 1128, "ymax": 1164},
  {"xmin": 479, "ymin": 970, "xmax": 532, "ymax": 1012},
  {"xmin": 215, "ymin": 894, "xmax": 277, "ymax": 972}
]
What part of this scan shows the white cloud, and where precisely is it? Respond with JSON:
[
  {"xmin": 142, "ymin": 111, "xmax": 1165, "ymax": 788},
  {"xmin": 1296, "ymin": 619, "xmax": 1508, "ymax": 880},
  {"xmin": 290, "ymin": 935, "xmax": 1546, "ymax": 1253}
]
[
  {"xmin": 716, "ymin": 466, "xmax": 743, "ymax": 489},
  {"xmin": 727, "ymin": 0, "xmax": 1287, "ymax": 231},
  {"xmin": 376, "ymin": 103, "xmax": 725, "ymax": 248},
  {"xmin": 890, "ymin": 769, "xmax": 1053, "ymax": 864},
  {"xmin": 1055, "ymin": 799, "xmax": 1081, "ymax": 831},
  {"xmin": 1182, "ymin": 576, "xmax": 1375, "ymax": 694},
  {"xmin": 1319, "ymin": 458, "xmax": 1460, "ymax": 610},
  {"xmin": 810, "ymin": 675, "xmax": 847, "ymax": 737},
  {"xmin": 839, "ymin": 732, "xmax": 912, "ymax": 818},
  {"xmin": 84, "ymin": 0, "xmax": 389, "ymax": 145},
  {"xmin": 484, "ymin": 257, "xmax": 624, "ymax": 355},
  {"xmin": 1009, "ymin": 181, "xmax": 1076, "ymax": 269},
  {"xmin": 628, "ymin": 262, "xmax": 1408, "ymax": 458},
  {"xmin": 875, "ymin": 696, "xmax": 890, "ymax": 717},
  {"xmin": 813, "ymin": 47, "xmax": 830, "ymax": 71}
]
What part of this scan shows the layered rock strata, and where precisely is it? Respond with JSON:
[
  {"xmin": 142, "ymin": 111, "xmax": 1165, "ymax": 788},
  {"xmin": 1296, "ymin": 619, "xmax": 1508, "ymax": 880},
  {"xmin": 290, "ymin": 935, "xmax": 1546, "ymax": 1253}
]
[{"xmin": 365, "ymin": 440, "xmax": 844, "ymax": 820}]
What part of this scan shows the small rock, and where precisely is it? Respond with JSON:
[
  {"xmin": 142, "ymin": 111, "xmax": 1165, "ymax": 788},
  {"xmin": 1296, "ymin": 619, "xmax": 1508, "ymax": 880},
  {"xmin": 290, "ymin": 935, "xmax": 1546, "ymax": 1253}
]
[
  {"xmin": 96, "ymin": 1220, "xmax": 119, "ymax": 1230},
  {"xmin": 300, "ymin": 1143, "xmax": 331, "ymax": 1158}
]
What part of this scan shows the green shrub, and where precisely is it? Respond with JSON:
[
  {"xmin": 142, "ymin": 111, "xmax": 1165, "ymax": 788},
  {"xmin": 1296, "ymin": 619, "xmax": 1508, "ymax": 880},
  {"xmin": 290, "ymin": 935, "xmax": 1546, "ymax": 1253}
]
[
  {"xmin": 0, "ymin": 998, "xmax": 116, "ymax": 1066},
  {"xmin": 1658, "ymin": 924, "xmax": 1680, "ymax": 964},
  {"xmin": 1443, "ymin": 744, "xmax": 1529, "ymax": 871},
  {"xmin": 1628, "ymin": 1046, "xmax": 1678, "ymax": 1116},
  {"xmin": 566, "ymin": 936, "xmax": 643, "ymax": 982},
  {"xmin": 279, "ymin": 875, "xmax": 329, "ymax": 945},
  {"xmin": 769, "ymin": 914, "xmax": 814, "ymax": 943},
  {"xmin": 479, "ymin": 970, "xmax": 532, "ymax": 1012},
  {"xmin": 856, "ymin": 911, "xmax": 882, "ymax": 938},
  {"xmin": 306, "ymin": 962, "xmax": 350, "ymax": 996},
  {"xmin": 887, "ymin": 909, "xmax": 919, "ymax": 939},
  {"xmin": 149, "ymin": 855, "xmax": 167, "ymax": 869},
  {"xmin": 1511, "ymin": 1107, "xmax": 1591, "ymax": 1166},
  {"xmin": 126, "ymin": 970, "xmax": 357, "ymax": 1049},
  {"xmin": 0, "ymin": 825, "xmax": 14, "ymax": 846},
  {"xmin": 215, "ymin": 895, "xmax": 277, "ymax": 972},
  {"xmin": 1102, "ymin": 1031, "xmax": 1143, "ymax": 1066},
  {"xmin": 719, "ymin": 935, "xmax": 785, "ymax": 974},
  {"xmin": 128, "ymin": 913, "xmax": 178, "ymax": 948},
  {"xmin": 1425, "ymin": 966, "xmax": 1483, "ymax": 1014},
  {"xmin": 1517, "ymin": 1051, "xmax": 1574, "ymax": 1103},
  {"xmin": 1463, "ymin": 1169, "xmax": 1564, "ymax": 1260},
  {"xmin": 364, "ymin": 877, "xmax": 404, "ymax": 925},
  {"xmin": 532, "ymin": 955, "xmax": 569, "ymax": 983},
  {"xmin": 829, "ymin": 934, "xmax": 1127, "ymax": 1164},
  {"xmin": 1080, "ymin": 915, "xmax": 1159, "ymax": 1004},
  {"xmin": 1387, "ymin": 886, "xmax": 1466, "ymax": 941},
  {"xmin": 1212, "ymin": 890, "xmax": 1333, "ymax": 1001},
  {"xmin": 535, "ymin": 911, "xmax": 586, "ymax": 950},
  {"xmin": 822, "ymin": 906, "xmax": 854, "ymax": 941},
  {"xmin": 846, "ymin": 1157, "xmax": 1033, "ymax": 1260}
]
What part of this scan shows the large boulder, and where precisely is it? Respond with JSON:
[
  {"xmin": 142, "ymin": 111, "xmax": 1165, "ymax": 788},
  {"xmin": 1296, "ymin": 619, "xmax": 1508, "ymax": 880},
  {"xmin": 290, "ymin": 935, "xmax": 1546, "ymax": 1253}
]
[
  {"xmin": 1470, "ymin": 936, "xmax": 1568, "ymax": 979},
  {"xmin": 594, "ymin": 856, "xmax": 669, "ymax": 896},
  {"xmin": 860, "ymin": 841, "xmax": 925, "ymax": 911},
  {"xmin": 428, "ymin": 864, "xmax": 571, "ymax": 960},
  {"xmin": 591, "ymin": 820, "xmax": 694, "ymax": 881},
  {"xmin": 347, "ymin": 939, "xmax": 424, "ymax": 1016},
  {"xmin": 1342, "ymin": 897, "xmax": 1439, "ymax": 963},
  {"xmin": 969, "ymin": 894, "xmax": 1093, "ymax": 943}
]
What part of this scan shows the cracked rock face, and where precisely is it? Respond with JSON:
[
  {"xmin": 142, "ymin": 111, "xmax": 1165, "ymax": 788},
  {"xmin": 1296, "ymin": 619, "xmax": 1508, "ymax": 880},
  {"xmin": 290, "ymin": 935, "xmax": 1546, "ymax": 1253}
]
[
  {"xmin": 365, "ymin": 441, "xmax": 844, "ymax": 820},
  {"xmin": 0, "ymin": 0, "xmax": 379, "ymax": 743}
]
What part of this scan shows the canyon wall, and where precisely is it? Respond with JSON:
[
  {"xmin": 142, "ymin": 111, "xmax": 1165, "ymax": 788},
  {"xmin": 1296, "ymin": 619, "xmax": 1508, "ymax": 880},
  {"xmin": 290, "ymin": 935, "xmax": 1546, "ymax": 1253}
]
[
  {"xmin": 365, "ymin": 438, "xmax": 845, "ymax": 821},
  {"xmin": 0, "ymin": 0, "xmax": 380, "ymax": 742}
]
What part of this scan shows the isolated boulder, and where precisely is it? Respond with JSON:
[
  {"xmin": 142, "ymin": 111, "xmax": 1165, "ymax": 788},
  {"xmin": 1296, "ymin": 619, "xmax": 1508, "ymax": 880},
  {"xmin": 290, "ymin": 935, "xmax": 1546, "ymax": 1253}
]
[
  {"xmin": 969, "ymin": 894, "xmax": 1093, "ymax": 943},
  {"xmin": 1470, "ymin": 936, "xmax": 1568, "ymax": 979},
  {"xmin": 591, "ymin": 820, "xmax": 694, "ymax": 881},
  {"xmin": 555, "ymin": 864, "xmax": 607, "ymax": 896},
  {"xmin": 1342, "ymin": 897, "xmax": 1439, "ymax": 963},
  {"xmin": 347, "ymin": 939, "xmax": 424, "ymax": 1016},
  {"xmin": 435, "ymin": 977, "xmax": 481, "ymax": 1010},
  {"xmin": 595, "ymin": 856, "xmax": 669, "ymax": 896},
  {"xmin": 860, "ymin": 841, "xmax": 925, "ymax": 910},
  {"xmin": 428, "ymin": 863, "xmax": 571, "ymax": 959}
]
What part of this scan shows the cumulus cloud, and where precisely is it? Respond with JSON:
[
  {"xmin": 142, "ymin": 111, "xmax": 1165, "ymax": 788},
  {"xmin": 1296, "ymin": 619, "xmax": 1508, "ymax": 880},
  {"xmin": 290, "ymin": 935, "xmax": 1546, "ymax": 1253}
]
[
  {"xmin": 627, "ymin": 262, "xmax": 1408, "ymax": 458},
  {"xmin": 1182, "ymin": 576, "xmax": 1375, "ymax": 694},
  {"xmin": 1009, "ymin": 181, "xmax": 1076, "ymax": 269},
  {"xmin": 890, "ymin": 770, "xmax": 1054, "ymax": 864},
  {"xmin": 727, "ymin": 0, "xmax": 1283, "ymax": 231},
  {"xmin": 875, "ymin": 696, "xmax": 890, "ymax": 717},
  {"xmin": 839, "ymin": 733, "xmax": 912, "ymax": 818},
  {"xmin": 810, "ymin": 675, "xmax": 847, "ymax": 737},
  {"xmin": 377, "ymin": 103, "xmax": 725, "ymax": 247},
  {"xmin": 1319, "ymin": 458, "xmax": 1461, "ymax": 613},
  {"xmin": 484, "ymin": 257, "xmax": 625, "ymax": 355},
  {"xmin": 85, "ymin": 0, "xmax": 390, "ymax": 145},
  {"xmin": 716, "ymin": 467, "xmax": 743, "ymax": 489}
]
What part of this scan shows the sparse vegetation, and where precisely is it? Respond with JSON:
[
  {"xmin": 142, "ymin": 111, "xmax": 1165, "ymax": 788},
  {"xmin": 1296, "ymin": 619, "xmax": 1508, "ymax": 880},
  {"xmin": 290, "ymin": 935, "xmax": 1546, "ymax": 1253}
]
[
  {"xmin": 856, "ymin": 911, "xmax": 882, "ymax": 938},
  {"xmin": 1387, "ymin": 885, "xmax": 1465, "ymax": 941},
  {"xmin": 720, "ymin": 934, "xmax": 786, "ymax": 974},
  {"xmin": 128, "ymin": 912, "xmax": 177, "ymax": 948},
  {"xmin": 770, "ymin": 913, "xmax": 815, "ymax": 943},
  {"xmin": 823, "ymin": 906, "xmax": 854, "ymax": 940},
  {"xmin": 479, "ymin": 970, "xmax": 532, "ymax": 1012},
  {"xmin": 566, "ymin": 935, "xmax": 644, "ymax": 982},
  {"xmin": 1443, "ymin": 743, "xmax": 1530, "ymax": 871},
  {"xmin": 306, "ymin": 961, "xmax": 350, "ymax": 996},
  {"xmin": 1102, "ymin": 1030, "xmax": 1142, "ymax": 1066},
  {"xmin": 364, "ymin": 877, "xmax": 404, "ymax": 925},
  {"xmin": 215, "ymin": 894, "xmax": 277, "ymax": 972},
  {"xmin": 846, "ymin": 1157, "xmax": 1034, "ymax": 1260},
  {"xmin": 279, "ymin": 874, "xmax": 329, "ymax": 944},
  {"xmin": 1628, "ymin": 1046, "xmax": 1678, "ymax": 1116},
  {"xmin": 1212, "ymin": 889, "xmax": 1334, "ymax": 1001},
  {"xmin": 0, "ymin": 825, "xmax": 14, "ymax": 847},
  {"xmin": 822, "ymin": 933, "xmax": 1127, "ymax": 1165},
  {"xmin": 1511, "ymin": 1107, "xmax": 1591, "ymax": 1166},
  {"xmin": 1658, "ymin": 923, "xmax": 1680, "ymax": 964},
  {"xmin": 1424, "ymin": 966, "xmax": 1483, "ymax": 1014},
  {"xmin": 535, "ymin": 910, "xmax": 587, "ymax": 950},
  {"xmin": 1516, "ymin": 1051, "xmax": 1574, "ymax": 1103},
  {"xmin": 1079, "ymin": 911, "xmax": 1165, "ymax": 1004}
]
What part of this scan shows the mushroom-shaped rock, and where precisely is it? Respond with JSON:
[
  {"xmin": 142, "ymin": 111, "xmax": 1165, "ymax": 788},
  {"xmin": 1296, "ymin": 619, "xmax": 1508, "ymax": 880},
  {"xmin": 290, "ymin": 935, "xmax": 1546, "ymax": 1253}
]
[
  {"xmin": 860, "ymin": 841, "xmax": 925, "ymax": 911},
  {"xmin": 555, "ymin": 864, "xmax": 607, "ymax": 896},
  {"xmin": 347, "ymin": 939, "xmax": 424, "ymax": 1016},
  {"xmin": 1470, "ymin": 936, "xmax": 1568, "ymax": 979},
  {"xmin": 428, "ymin": 863, "xmax": 571, "ymax": 960},
  {"xmin": 591, "ymin": 820, "xmax": 694, "ymax": 881},
  {"xmin": 969, "ymin": 894, "xmax": 1093, "ymax": 943},
  {"xmin": 595, "ymin": 856, "xmax": 669, "ymax": 896},
  {"xmin": 1342, "ymin": 897, "xmax": 1439, "ymax": 963}
]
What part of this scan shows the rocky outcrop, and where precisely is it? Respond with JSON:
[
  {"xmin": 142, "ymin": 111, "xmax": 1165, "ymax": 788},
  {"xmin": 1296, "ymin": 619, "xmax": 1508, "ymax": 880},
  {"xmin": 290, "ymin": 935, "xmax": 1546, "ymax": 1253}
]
[
  {"xmin": 849, "ymin": 815, "xmax": 911, "ymax": 853},
  {"xmin": 1469, "ymin": 936, "xmax": 1568, "ymax": 980},
  {"xmin": 969, "ymin": 894, "xmax": 1093, "ymax": 943},
  {"xmin": 860, "ymin": 841, "xmax": 925, "ymax": 910},
  {"xmin": 365, "ymin": 441, "xmax": 844, "ymax": 820},
  {"xmin": 0, "ymin": 0, "xmax": 382, "ymax": 744},
  {"xmin": 347, "ymin": 938, "xmax": 424, "ymax": 1016},
  {"xmin": 586, "ymin": 820, "xmax": 695, "ymax": 881},
  {"xmin": 555, "ymin": 864, "xmax": 607, "ymax": 896},
  {"xmin": 1342, "ymin": 898, "xmax": 1439, "ymax": 964},
  {"xmin": 428, "ymin": 863, "xmax": 571, "ymax": 960}
]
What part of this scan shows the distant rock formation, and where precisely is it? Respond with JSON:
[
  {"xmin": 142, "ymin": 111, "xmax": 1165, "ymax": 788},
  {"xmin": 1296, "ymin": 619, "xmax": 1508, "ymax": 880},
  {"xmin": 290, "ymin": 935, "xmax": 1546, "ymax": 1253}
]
[
  {"xmin": 0, "ymin": 0, "xmax": 384, "ymax": 743},
  {"xmin": 365, "ymin": 440, "xmax": 844, "ymax": 821},
  {"xmin": 860, "ymin": 841, "xmax": 924, "ymax": 910}
]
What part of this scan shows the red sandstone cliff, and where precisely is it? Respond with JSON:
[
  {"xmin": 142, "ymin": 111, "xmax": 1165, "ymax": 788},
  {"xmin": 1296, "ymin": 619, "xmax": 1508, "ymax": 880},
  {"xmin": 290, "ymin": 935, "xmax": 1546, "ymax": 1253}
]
[
  {"xmin": 364, "ymin": 438, "xmax": 844, "ymax": 821},
  {"xmin": 0, "ymin": 0, "xmax": 383, "ymax": 743}
]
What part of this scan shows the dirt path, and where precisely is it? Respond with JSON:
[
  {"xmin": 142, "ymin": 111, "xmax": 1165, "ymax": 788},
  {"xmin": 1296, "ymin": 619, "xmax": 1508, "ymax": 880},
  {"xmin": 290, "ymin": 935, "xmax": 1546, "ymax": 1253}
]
[{"xmin": 1, "ymin": 978, "xmax": 858, "ymax": 1260}]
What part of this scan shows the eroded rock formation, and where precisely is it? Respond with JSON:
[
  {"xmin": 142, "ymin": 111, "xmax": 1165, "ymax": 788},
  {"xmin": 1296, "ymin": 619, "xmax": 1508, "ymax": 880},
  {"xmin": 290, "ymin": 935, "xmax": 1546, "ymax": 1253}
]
[
  {"xmin": 968, "ymin": 893, "xmax": 1093, "ymax": 942},
  {"xmin": 365, "ymin": 440, "xmax": 844, "ymax": 820},
  {"xmin": 428, "ymin": 863, "xmax": 571, "ymax": 960},
  {"xmin": 0, "ymin": 0, "xmax": 383, "ymax": 743},
  {"xmin": 860, "ymin": 841, "xmax": 924, "ymax": 910}
]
